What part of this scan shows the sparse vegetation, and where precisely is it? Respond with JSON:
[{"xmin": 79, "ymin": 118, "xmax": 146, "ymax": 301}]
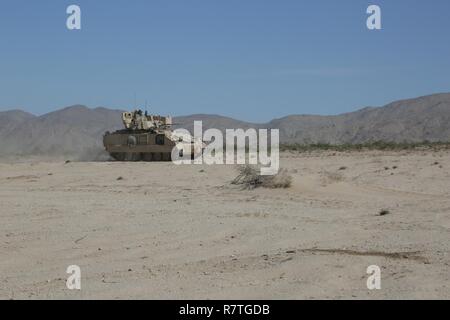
[
  {"xmin": 280, "ymin": 141, "xmax": 450, "ymax": 152},
  {"xmin": 232, "ymin": 165, "xmax": 292, "ymax": 189}
]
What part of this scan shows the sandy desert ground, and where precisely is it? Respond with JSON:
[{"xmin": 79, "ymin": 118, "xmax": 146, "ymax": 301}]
[{"xmin": 0, "ymin": 150, "xmax": 449, "ymax": 299}]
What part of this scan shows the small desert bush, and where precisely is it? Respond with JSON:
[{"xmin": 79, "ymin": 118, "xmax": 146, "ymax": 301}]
[{"xmin": 232, "ymin": 165, "xmax": 292, "ymax": 189}]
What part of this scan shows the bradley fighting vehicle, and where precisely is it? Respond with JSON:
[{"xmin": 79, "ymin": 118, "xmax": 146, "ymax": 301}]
[{"xmin": 103, "ymin": 110, "xmax": 202, "ymax": 161}]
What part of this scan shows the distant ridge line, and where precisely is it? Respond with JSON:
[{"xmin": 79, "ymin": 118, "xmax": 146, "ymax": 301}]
[{"xmin": 1, "ymin": 92, "xmax": 450, "ymax": 159}]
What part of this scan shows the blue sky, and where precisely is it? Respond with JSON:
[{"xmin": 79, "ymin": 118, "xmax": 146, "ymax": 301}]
[{"xmin": 1, "ymin": 0, "xmax": 450, "ymax": 122}]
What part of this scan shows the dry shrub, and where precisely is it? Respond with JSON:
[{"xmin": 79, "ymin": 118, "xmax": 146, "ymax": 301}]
[
  {"xmin": 232, "ymin": 165, "xmax": 261, "ymax": 189},
  {"xmin": 232, "ymin": 165, "xmax": 292, "ymax": 189}
]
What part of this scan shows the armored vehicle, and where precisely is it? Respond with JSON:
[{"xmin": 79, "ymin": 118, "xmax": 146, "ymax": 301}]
[{"xmin": 103, "ymin": 110, "xmax": 202, "ymax": 161}]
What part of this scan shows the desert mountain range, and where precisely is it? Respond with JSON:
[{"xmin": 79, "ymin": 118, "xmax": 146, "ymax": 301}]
[{"xmin": 1, "ymin": 93, "xmax": 450, "ymax": 159}]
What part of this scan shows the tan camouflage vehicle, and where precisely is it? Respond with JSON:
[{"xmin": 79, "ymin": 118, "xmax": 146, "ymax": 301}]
[{"xmin": 103, "ymin": 110, "xmax": 202, "ymax": 161}]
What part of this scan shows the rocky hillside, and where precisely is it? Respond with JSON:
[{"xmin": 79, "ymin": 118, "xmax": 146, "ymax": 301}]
[{"xmin": 1, "ymin": 93, "xmax": 450, "ymax": 159}]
